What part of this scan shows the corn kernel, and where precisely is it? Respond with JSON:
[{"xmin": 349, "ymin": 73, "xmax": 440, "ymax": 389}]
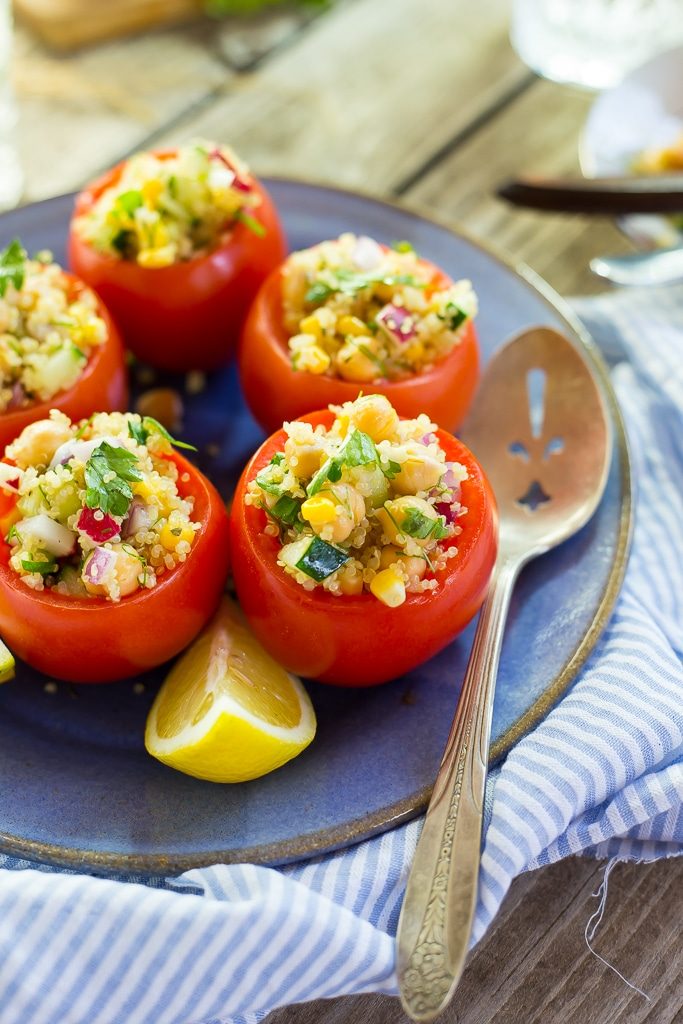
[
  {"xmin": 301, "ymin": 495, "xmax": 338, "ymax": 526},
  {"xmin": 299, "ymin": 315, "xmax": 323, "ymax": 341},
  {"xmin": 337, "ymin": 315, "xmax": 371, "ymax": 338},
  {"xmin": 403, "ymin": 341, "xmax": 424, "ymax": 362},
  {"xmin": 142, "ymin": 180, "xmax": 163, "ymax": 207},
  {"xmin": 370, "ymin": 566, "xmax": 406, "ymax": 608},
  {"xmin": 137, "ymin": 247, "xmax": 175, "ymax": 269},
  {"xmin": 295, "ymin": 345, "xmax": 330, "ymax": 375},
  {"xmin": 160, "ymin": 520, "xmax": 195, "ymax": 550}
]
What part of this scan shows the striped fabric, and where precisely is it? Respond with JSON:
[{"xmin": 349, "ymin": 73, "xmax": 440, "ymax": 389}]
[{"xmin": 0, "ymin": 285, "xmax": 682, "ymax": 1024}]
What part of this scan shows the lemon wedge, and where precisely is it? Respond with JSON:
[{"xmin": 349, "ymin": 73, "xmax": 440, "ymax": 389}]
[
  {"xmin": 145, "ymin": 596, "xmax": 316, "ymax": 783},
  {"xmin": 0, "ymin": 639, "xmax": 15, "ymax": 684}
]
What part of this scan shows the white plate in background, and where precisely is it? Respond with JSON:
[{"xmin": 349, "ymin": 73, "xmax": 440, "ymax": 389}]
[{"xmin": 580, "ymin": 44, "xmax": 683, "ymax": 249}]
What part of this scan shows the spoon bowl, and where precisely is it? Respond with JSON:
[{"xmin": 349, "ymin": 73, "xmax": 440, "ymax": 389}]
[{"xmin": 397, "ymin": 326, "xmax": 613, "ymax": 1022}]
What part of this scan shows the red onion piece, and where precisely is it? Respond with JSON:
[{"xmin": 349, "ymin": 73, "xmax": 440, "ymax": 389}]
[
  {"xmin": 82, "ymin": 546, "xmax": 116, "ymax": 584},
  {"xmin": 77, "ymin": 508, "xmax": 121, "ymax": 544},
  {"xmin": 121, "ymin": 498, "xmax": 151, "ymax": 539},
  {"xmin": 376, "ymin": 304, "xmax": 417, "ymax": 344},
  {"xmin": 435, "ymin": 500, "xmax": 458, "ymax": 525},
  {"xmin": 8, "ymin": 382, "xmax": 25, "ymax": 410},
  {"xmin": 351, "ymin": 235, "xmax": 383, "ymax": 271},
  {"xmin": 209, "ymin": 149, "xmax": 251, "ymax": 192},
  {"xmin": 442, "ymin": 462, "xmax": 463, "ymax": 493}
]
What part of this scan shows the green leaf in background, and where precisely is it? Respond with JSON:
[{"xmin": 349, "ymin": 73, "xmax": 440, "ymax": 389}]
[{"xmin": 0, "ymin": 239, "xmax": 26, "ymax": 298}]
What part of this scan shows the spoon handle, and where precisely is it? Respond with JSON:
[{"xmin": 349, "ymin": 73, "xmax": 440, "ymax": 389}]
[{"xmin": 397, "ymin": 556, "xmax": 520, "ymax": 1022}]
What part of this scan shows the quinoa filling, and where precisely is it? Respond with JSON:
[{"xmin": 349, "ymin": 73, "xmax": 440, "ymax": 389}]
[
  {"xmin": 281, "ymin": 234, "xmax": 477, "ymax": 383},
  {"xmin": 245, "ymin": 394, "xmax": 468, "ymax": 608},
  {"xmin": 3, "ymin": 411, "xmax": 199, "ymax": 602},
  {"xmin": 0, "ymin": 242, "xmax": 107, "ymax": 413},
  {"xmin": 73, "ymin": 140, "xmax": 264, "ymax": 268}
]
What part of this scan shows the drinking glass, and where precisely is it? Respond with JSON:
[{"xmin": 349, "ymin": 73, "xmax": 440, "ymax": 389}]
[
  {"xmin": 511, "ymin": 0, "xmax": 683, "ymax": 89},
  {"xmin": 0, "ymin": 0, "xmax": 22, "ymax": 209}
]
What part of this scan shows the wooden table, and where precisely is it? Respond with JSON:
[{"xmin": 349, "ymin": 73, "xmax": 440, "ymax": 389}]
[{"xmin": 11, "ymin": 2, "xmax": 682, "ymax": 1022}]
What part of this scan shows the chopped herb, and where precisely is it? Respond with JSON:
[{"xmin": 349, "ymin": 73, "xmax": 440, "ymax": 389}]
[
  {"xmin": 400, "ymin": 507, "xmax": 449, "ymax": 540},
  {"xmin": 127, "ymin": 416, "xmax": 197, "ymax": 451},
  {"xmin": 111, "ymin": 229, "xmax": 135, "ymax": 256},
  {"xmin": 116, "ymin": 190, "xmax": 144, "ymax": 217},
  {"xmin": 270, "ymin": 453, "xmax": 285, "ymax": 466},
  {"xmin": 383, "ymin": 459, "xmax": 402, "ymax": 480},
  {"xmin": 271, "ymin": 494, "xmax": 302, "ymax": 526},
  {"xmin": 307, "ymin": 429, "xmax": 378, "ymax": 496},
  {"xmin": 295, "ymin": 536, "xmax": 349, "ymax": 582},
  {"xmin": 6, "ymin": 524, "xmax": 18, "ymax": 544},
  {"xmin": 75, "ymin": 414, "xmax": 96, "ymax": 440},
  {"xmin": 21, "ymin": 559, "xmax": 57, "ymax": 575},
  {"xmin": 0, "ymin": 240, "xmax": 26, "ymax": 298},
  {"xmin": 84, "ymin": 442, "xmax": 142, "ymax": 517},
  {"xmin": 235, "ymin": 210, "xmax": 266, "ymax": 238},
  {"xmin": 391, "ymin": 240, "xmax": 415, "ymax": 254},
  {"xmin": 441, "ymin": 303, "xmax": 467, "ymax": 331},
  {"xmin": 305, "ymin": 281, "xmax": 334, "ymax": 304},
  {"xmin": 168, "ymin": 175, "xmax": 178, "ymax": 199},
  {"xmin": 256, "ymin": 465, "xmax": 285, "ymax": 496}
]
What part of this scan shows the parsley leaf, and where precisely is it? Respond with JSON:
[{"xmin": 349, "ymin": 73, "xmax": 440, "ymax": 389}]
[
  {"xmin": 270, "ymin": 494, "xmax": 302, "ymax": 526},
  {"xmin": 307, "ymin": 429, "xmax": 378, "ymax": 496},
  {"xmin": 382, "ymin": 459, "xmax": 402, "ymax": 480},
  {"xmin": 116, "ymin": 190, "xmax": 143, "ymax": 217},
  {"xmin": 441, "ymin": 302, "xmax": 467, "ymax": 331},
  {"xmin": 304, "ymin": 281, "xmax": 334, "ymax": 304},
  {"xmin": 0, "ymin": 240, "xmax": 26, "ymax": 298},
  {"xmin": 84, "ymin": 442, "xmax": 143, "ymax": 517},
  {"xmin": 128, "ymin": 417, "xmax": 197, "ymax": 451},
  {"xmin": 400, "ymin": 507, "xmax": 449, "ymax": 541}
]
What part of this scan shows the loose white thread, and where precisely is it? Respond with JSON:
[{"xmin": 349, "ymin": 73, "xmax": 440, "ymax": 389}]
[{"xmin": 584, "ymin": 858, "xmax": 651, "ymax": 1002}]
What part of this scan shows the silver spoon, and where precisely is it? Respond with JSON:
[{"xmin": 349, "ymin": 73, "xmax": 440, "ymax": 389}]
[
  {"xmin": 590, "ymin": 245, "xmax": 683, "ymax": 286},
  {"xmin": 396, "ymin": 325, "xmax": 612, "ymax": 1022}
]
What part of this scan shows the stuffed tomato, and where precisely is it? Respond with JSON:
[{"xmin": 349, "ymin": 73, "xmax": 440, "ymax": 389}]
[
  {"xmin": 0, "ymin": 410, "xmax": 229, "ymax": 682},
  {"xmin": 68, "ymin": 141, "xmax": 286, "ymax": 372},
  {"xmin": 238, "ymin": 233, "xmax": 480, "ymax": 434},
  {"xmin": 0, "ymin": 242, "xmax": 127, "ymax": 453},
  {"xmin": 231, "ymin": 394, "xmax": 497, "ymax": 686}
]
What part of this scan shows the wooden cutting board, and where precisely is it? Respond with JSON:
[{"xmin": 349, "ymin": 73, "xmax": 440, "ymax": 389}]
[{"xmin": 14, "ymin": 0, "xmax": 204, "ymax": 50}]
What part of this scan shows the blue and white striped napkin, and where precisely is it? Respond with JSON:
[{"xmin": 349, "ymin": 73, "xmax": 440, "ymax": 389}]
[{"xmin": 0, "ymin": 285, "xmax": 681, "ymax": 1024}]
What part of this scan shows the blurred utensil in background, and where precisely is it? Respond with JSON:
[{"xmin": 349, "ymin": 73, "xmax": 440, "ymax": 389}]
[
  {"xmin": 590, "ymin": 245, "xmax": 683, "ymax": 285},
  {"xmin": 497, "ymin": 174, "xmax": 683, "ymax": 215}
]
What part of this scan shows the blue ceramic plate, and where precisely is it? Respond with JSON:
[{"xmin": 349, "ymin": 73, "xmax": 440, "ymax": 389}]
[{"xmin": 0, "ymin": 181, "xmax": 631, "ymax": 875}]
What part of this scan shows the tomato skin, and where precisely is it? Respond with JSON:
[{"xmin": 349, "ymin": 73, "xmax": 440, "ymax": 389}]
[
  {"xmin": 238, "ymin": 263, "xmax": 480, "ymax": 434},
  {"xmin": 0, "ymin": 452, "xmax": 230, "ymax": 683},
  {"xmin": 0, "ymin": 276, "xmax": 128, "ymax": 453},
  {"xmin": 68, "ymin": 153, "xmax": 287, "ymax": 372},
  {"xmin": 230, "ymin": 411, "xmax": 498, "ymax": 687}
]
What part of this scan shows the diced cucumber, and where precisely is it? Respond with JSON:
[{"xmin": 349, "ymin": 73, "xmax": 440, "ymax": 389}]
[
  {"xmin": 296, "ymin": 537, "xmax": 349, "ymax": 582},
  {"xmin": 347, "ymin": 464, "xmax": 389, "ymax": 509}
]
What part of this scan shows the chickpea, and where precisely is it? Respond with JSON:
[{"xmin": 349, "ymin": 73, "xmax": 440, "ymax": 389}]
[
  {"xmin": 347, "ymin": 394, "xmax": 399, "ymax": 442},
  {"xmin": 282, "ymin": 265, "xmax": 308, "ymax": 331},
  {"xmin": 389, "ymin": 444, "xmax": 444, "ymax": 494},
  {"xmin": 337, "ymin": 339, "xmax": 380, "ymax": 383},
  {"xmin": 83, "ymin": 549, "xmax": 142, "ymax": 598},
  {"xmin": 319, "ymin": 483, "xmax": 365, "ymax": 544},
  {"xmin": 6, "ymin": 417, "xmax": 73, "ymax": 469},
  {"xmin": 284, "ymin": 436, "xmax": 325, "ymax": 479},
  {"xmin": 338, "ymin": 562, "xmax": 364, "ymax": 596},
  {"xmin": 379, "ymin": 546, "xmax": 427, "ymax": 581}
]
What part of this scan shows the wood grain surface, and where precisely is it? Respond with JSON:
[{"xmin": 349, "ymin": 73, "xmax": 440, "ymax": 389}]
[{"xmin": 10, "ymin": 1, "xmax": 681, "ymax": 1021}]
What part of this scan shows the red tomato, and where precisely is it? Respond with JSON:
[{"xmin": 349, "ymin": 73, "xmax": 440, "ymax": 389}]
[
  {"xmin": 230, "ymin": 411, "xmax": 498, "ymax": 687},
  {"xmin": 0, "ymin": 275, "xmax": 128, "ymax": 453},
  {"xmin": 238, "ymin": 261, "xmax": 480, "ymax": 434},
  {"xmin": 68, "ymin": 152, "xmax": 287, "ymax": 372},
  {"xmin": 0, "ymin": 452, "xmax": 230, "ymax": 683}
]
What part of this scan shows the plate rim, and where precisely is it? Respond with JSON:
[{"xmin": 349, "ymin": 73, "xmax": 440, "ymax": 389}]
[{"xmin": 0, "ymin": 178, "xmax": 633, "ymax": 875}]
